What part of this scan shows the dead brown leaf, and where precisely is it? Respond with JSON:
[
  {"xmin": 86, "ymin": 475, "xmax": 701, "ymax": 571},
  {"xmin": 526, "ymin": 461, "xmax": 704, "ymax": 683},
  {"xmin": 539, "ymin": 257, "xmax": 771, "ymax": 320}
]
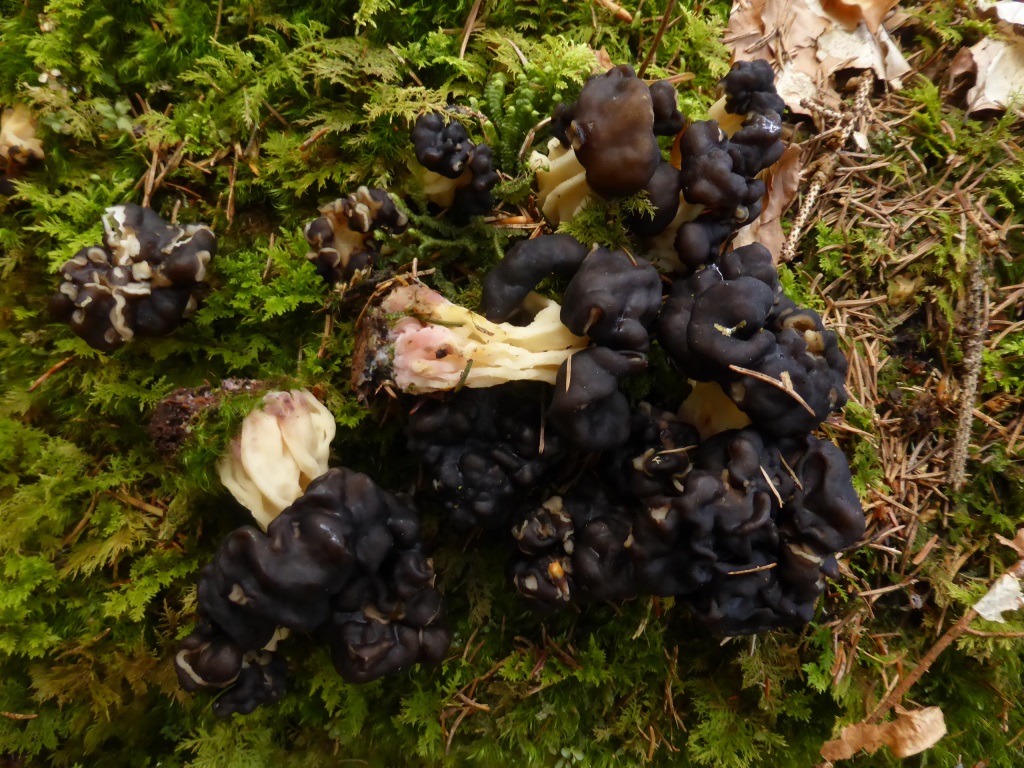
[
  {"xmin": 963, "ymin": 35, "xmax": 1024, "ymax": 113},
  {"xmin": 820, "ymin": 707, "xmax": 947, "ymax": 761},
  {"xmin": 821, "ymin": 0, "xmax": 899, "ymax": 33},
  {"xmin": 723, "ymin": 0, "xmax": 910, "ymax": 116},
  {"xmin": 732, "ymin": 144, "xmax": 803, "ymax": 258}
]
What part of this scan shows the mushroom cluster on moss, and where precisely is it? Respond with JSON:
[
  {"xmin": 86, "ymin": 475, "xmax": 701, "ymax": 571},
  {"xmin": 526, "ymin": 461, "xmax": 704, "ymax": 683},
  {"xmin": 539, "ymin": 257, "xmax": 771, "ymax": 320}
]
[
  {"xmin": 411, "ymin": 111, "xmax": 500, "ymax": 219},
  {"xmin": 49, "ymin": 204, "xmax": 216, "ymax": 351},
  {"xmin": 170, "ymin": 58, "xmax": 865, "ymax": 717},
  {"xmin": 176, "ymin": 468, "xmax": 451, "ymax": 715},
  {"xmin": 303, "ymin": 187, "xmax": 408, "ymax": 285},
  {"xmin": 388, "ymin": 61, "xmax": 861, "ymax": 635}
]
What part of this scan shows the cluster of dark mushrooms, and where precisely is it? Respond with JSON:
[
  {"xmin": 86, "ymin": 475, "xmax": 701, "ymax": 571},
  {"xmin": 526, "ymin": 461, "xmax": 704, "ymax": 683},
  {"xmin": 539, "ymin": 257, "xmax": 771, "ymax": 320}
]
[{"xmin": 44, "ymin": 60, "xmax": 864, "ymax": 715}]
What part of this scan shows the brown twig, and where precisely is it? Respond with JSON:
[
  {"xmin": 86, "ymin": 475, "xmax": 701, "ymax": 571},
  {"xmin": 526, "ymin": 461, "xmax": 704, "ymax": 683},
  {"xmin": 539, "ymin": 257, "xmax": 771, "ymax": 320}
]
[
  {"xmin": 592, "ymin": 0, "xmax": 633, "ymax": 23},
  {"xmin": 948, "ymin": 193, "xmax": 989, "ymax": 492},
  {"xmin": 459, "ymin": 0, "xmax": 483, "ymax": 59},
  {"xmin": 637, "ymin": 0, "xmax": 676, "ymax": 79},
  {"xmin": 727, "ymin": 364, "xmax": 816, "ymax": 416},
  {"xmin": 27, "ymin": 356, "xmax": 73, "ymax": 392},
  {"xmin": 783, "ymin": 75, "xmax": 873, "ymax": 262},
  {"xmin": 867, "ymin": 557, "xmax": 1024, "ymax": 723}
]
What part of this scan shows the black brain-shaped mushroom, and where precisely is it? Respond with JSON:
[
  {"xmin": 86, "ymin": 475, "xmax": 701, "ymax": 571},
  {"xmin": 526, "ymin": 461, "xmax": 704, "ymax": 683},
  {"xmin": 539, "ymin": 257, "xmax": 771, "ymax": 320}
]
[
  {"xmin": 406, "ymin": 386, "xmax": 568, "ymax": 530},
  {"xmin": 481, "ymin": 233, "xmax": 590, "ymax": 322},
  {"xmin": 510, "ymin": 488, "xmax": 638, "ymax": 608},
  {"xmin": 49, "ymin": 204, "xmax": 216, "ymax": 352},
  {"xmin": 412, "ymin": 112, "xmax": 499, "ymax": 218},
  {"xmin": 175, "ymin": 468, "xmax": 450, "ymax": 715},
  {"xmin": 658, "ymin": 244, "xmax": 847, "ymax": 436},
  {"xmin": 303, "ymin": 186, "xmax": 408, "ymax": 285},
  {"xmin": 560, "ymin": 247, "xmax": 663, "ymax": 352},
  {"xmin": 626, "ymin": 428, "xmax": 863, "ymax": 634},
  {"xmin": 551, "ymin": 64, "xmax": 662, "ymax": 198}
]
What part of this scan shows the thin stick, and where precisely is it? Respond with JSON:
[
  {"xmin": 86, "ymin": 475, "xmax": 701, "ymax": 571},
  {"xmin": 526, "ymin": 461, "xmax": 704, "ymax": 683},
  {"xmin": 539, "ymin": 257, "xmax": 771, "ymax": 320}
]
[
  {"xmin": 27, "ymin": 356, "xmax": 73, "ymax": 392},
  {"xmin": 593, "ymin": 0, "xmax": 633, "ymax": 23},
  {"xmin": 459, "ymin": 0, "xmax": 483, "ymax": 59},
  {"xmin": 727, "ymin": 364, "xmax": 816, "ymax": 416},
  {"xmin": 867, "ymin": 558, "xmax": 1024, "ymax": 723},
  {"xmin": 948, "ymin": 197, "xmax": 988, "ymax": 491},
  {"xmin": 637, "ymin": 0, "xmax": 676, "ymax": 78}
]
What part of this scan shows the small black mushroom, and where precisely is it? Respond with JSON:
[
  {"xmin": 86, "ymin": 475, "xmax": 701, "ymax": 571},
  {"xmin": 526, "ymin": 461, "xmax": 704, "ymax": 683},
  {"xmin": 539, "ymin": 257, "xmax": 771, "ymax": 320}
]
[
  {"xmin": 49, "ymin": 204, "xmax": 216, "ymax": 352},
  {"xmin": 549, "ymin": 347, "xmax": 648, "ymax": 451},
  {"xmin": 649, "ymin": 80, "xmax": 686, "ymax": 136},
  {"xmin": 551, "ymin": 65, "xmax": 662, "ymax": 197},
  {"xmin": 481, "ymin": 234, "xmax": 590, "ymax": 322},
  {"xmin": 677, "ymin": 121, "xmax": 764, "ymax": 221},
  {"xmin": 560, "ymin": 247, "xmax": 663, "ymax": 352},
  {"xmin": 175, "ymin": 468, "xmax": 450, "ymax": 715},
  {"xmin": 657, "ymin": 250, "xmax": 847, "ymax": 436},
  {"xmin": 412, "ymin": 112, "xmax": 499, "ymax": 219},
  {"xmin": 602, "ymin": 403, "xmax": 700, "ymax": 500},
  {"xmin": 509, "ymin": 489, "xmax": 637, "ymax": 608},
  {"xmin": 303, "ymin": 187, "xmax": 408, "ymax": 285},
  {"xmin": 412, "ymin": 112, "xmax": 473, "ymax": 178},
  {"xmin": 406, "ymin": 386, "xmax": 567, "ymax": 530},
  {"xmin": 718, "ymin": 60, "xmax": 786, "ymax": 120}
]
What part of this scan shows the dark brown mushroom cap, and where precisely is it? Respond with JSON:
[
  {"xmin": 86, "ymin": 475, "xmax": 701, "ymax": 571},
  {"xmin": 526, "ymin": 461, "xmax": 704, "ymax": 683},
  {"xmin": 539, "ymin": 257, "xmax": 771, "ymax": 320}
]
[
  {"xmin": 602, "ymin": 402, "xmax": 700, "ymax": 499},
  {"xmin": 412, "ymin": 112, "xmax": 472, "ymax": 178},
  {"xmin": 624, "ymin": 160, "xmax": 683, "ymax": 237},
  {"xmin": 481, "ymin": 233, "xmax": 590, "ymax": 322},
  {"xmin": 557, "ymin": 65, "xmax": 662, "ymax": 197},
  {"xmin": 560, "ymin": 247, "xmax": 663, "ymax": 352},
  {"xmin": 778, "ymin": 433, "xmax": 866, "ymax": 555},
  {"xmin": 673, "ymin": 217, "xmax": 736, "ymax": 273},
  {"xmin": 549, "ymin": 347, "xmax": 648, "ymax": 451},
  {"xmin": 678, "ymin": 120, "xmax": 763, "ymax": 218},
  {"xmin": 303, "ymin": 187, "xmax": 408, "ymax": 285},
  {"xmin": 406, "ymin": 386, "xmax": 567, "ymax": 530},
  {"xmin": 719, "ymin": 60, "xmax": 786, "ymax": 118},
  {"xmin": 649, "ymin": 79, "xmax": 686, "ymax": 136}
]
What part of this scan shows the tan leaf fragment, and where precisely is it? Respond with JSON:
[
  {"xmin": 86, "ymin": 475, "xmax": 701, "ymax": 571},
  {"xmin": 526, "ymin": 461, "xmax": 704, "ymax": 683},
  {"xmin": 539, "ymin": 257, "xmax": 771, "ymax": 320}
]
[
  {"xmin": 821, "ymin": 0, "xmax": 899, "ymax": 33},
  {"xmin": 977, "ymin": 0, "xmax": 1024, "ymax": 26},
  {"xmin": 820, "ymin": 707, "xmax": 947, "ymax": 761},
  {"xmin": 974, "ymin": 572, "xmax": 1024, "ymax": 622},
  {"xmin": 963, "ymin": 36, "xmax": 1024, "ymax": 113},
  {"xmin": 723, "ymin": 0, "xmax": 911, "ymax": 117},
  {"xmin": 732, "ymin": 144, "xmax": 803, "ymax": 258}
]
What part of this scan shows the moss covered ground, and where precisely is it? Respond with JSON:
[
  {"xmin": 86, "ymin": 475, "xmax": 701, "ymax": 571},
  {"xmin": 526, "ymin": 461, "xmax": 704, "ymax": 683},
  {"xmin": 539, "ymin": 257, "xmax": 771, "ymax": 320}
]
[{"xmin": 1, "ymin": 1, "xmax": 1023, "ymax": 766}]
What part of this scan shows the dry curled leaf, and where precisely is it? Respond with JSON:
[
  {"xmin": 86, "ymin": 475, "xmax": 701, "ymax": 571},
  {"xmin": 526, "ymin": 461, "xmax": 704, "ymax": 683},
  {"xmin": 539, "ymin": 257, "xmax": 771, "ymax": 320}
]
[
  {"xmin": 820, "ymin": 707, "xmax": 947, "ymax": 761},
  {"xmin": 963, "ymin": 36, "xmax": 1024, "ymax": 113},
  {"xmin": 732, "ymin": 144, "xmax": 803, "ymax": 258},
  {"xmin": 974, "ymin": 572, "xmax": 1024, "ymax": 622},
  {"xmin": 723, "ymin": 0, "xmax": 910, "ymax": 116},
  {"xmin": 822, "ymin": 0, "xmax": 899, "ymax": 33}
]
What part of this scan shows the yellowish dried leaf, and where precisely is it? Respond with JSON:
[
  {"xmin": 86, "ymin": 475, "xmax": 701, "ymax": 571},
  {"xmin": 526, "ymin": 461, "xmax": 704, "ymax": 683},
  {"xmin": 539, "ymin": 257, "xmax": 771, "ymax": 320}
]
[
  {"xmin": 820, "ymin": 707, "xmax": 947, "ymax": 761},
  {"xmin": 821, "ymin": 0, "xmax": 900, "ymax": 33}
]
